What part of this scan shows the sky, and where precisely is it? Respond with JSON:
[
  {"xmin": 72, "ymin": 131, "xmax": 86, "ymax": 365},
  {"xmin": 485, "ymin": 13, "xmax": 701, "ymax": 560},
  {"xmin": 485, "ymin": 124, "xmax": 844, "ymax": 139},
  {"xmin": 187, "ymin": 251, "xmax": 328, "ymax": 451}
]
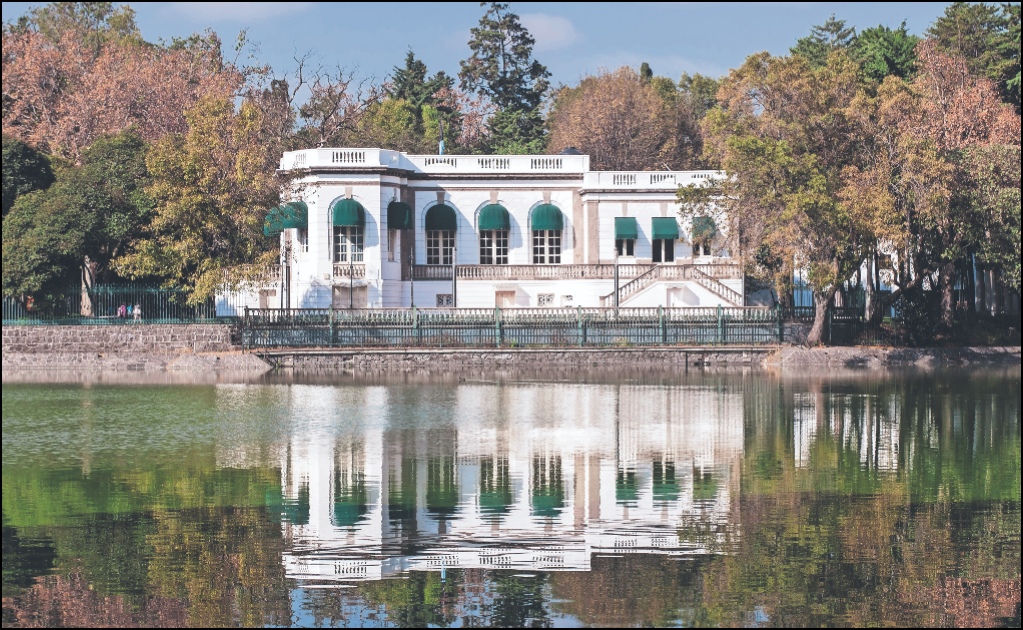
[{"xmin": 1, "ymin": 2, "xmax": 955, "ymax": 86}]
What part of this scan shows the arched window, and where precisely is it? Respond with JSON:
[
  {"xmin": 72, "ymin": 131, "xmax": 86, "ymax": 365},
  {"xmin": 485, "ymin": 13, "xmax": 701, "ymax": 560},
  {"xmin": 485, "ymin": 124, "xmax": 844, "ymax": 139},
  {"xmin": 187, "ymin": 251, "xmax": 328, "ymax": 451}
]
[
  {"xmin": 478, "ymin": 203, "xmax": 510, "ymax": 265},
  {"xmin": 531, "ymin": 203, "xmax": 563, "ymax": 264},
  {"xmin": 331, "ymin": 199, "xmax": 365, "ymax": 263},
  {"xmin": 425, "ymin": 204, "xmax": 457, "ymax": 265}
]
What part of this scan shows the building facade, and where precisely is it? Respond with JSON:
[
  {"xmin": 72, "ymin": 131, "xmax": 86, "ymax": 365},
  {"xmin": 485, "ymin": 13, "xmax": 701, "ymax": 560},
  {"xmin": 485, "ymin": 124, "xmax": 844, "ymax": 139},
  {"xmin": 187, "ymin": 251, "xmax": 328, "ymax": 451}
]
[{"xmin": 222, "ymin": 148, "xmax": 741, "ymax": 313}]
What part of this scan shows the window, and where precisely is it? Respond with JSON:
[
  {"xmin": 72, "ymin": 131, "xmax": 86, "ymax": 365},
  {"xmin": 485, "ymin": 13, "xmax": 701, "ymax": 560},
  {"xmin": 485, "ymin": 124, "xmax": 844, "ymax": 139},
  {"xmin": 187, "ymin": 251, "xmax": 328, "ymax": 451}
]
[
  {"xmin": 537, "ymin": 293, "xmax": 555, "ymax": 307},
  {"xmin": 653, "ymin": 239, "xmax": 675, "ymax": 263},
  {"xmin": 479, "ymin": 230, "xmax": 509, "ymax": 265},
  {"xmin": 333, "ymin": 226, "xmax": 363, "ymax": 263},
  {"xmin": 387, "ymin": 229, "xmax": 399, "ymax": 262},
  {"xmin": 297, "ymin": 228, "xmax": 309, "ymax": 253},
  {"xmin": 561, "ymin": 295, "xmax": 574, "ymax": 306},
  {"xmin": 615, "ymin": 238, "xmax": 635, "ymax": 257},
  {"xmin": 427, "ymin": 230, "xmax": 455, "ymax": 265},
  {"xmin": 694, "ymin": 242, "xmax": 711, "ymax": 257},
  {"xmin": 532, "ymin": 230, "xmax": 562, "ymax": 264},
  {"xmin": 436, "ymin": 294, "xmax": 453, "ymax": 307}
]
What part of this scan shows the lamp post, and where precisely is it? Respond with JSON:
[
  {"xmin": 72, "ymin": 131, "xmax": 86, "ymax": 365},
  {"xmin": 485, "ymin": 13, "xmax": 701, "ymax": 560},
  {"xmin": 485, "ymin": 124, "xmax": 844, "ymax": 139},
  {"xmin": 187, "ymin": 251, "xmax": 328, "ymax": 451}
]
[
  {"xmin": 451, "ymin": 244, "xmax": 457, "ymax": 308},
  {"xmin": 613, "ymin": 253, "xmax": 620, "ymax": 314}
]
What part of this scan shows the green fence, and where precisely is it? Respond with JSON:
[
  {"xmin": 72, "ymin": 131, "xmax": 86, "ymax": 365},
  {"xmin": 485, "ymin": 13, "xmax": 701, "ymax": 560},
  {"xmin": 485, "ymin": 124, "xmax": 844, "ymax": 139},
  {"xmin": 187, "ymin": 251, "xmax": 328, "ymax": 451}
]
[
  {"xmin": 242, "ymin": 306, "xmax": 784, "ymax": 349},
  {"xmin": 3, "ymin": 284, "xmax": 224, "ymax": 325}
]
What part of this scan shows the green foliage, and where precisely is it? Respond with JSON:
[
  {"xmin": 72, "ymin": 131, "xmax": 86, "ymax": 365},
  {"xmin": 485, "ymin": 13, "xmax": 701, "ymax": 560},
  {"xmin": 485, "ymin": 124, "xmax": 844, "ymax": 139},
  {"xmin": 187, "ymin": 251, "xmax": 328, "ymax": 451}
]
[
  {"xmin": 2, "ymin": 136, "xmax": 55, "ymax": 216},
  {"xmin": 677, "ymin": 72, "xmax": 720, "ymax": 119},
  {"xmin": 2, "ymin": 130, "xmax": 152, "ymax": 298},
  {"xmin": 852, "ymin": 21, "xmax": 920, "ymax": 82},
  {"xmin": 460, "ymin": 2, "xmax": 550, "ymax": 152},
  {"xmin": 389, "ymin": 49, "xmax": 454, "ymax": 109},
  {"xmin": 459, "ymin": 2, "xmax": 550, "ymax": 111},
  {"xmin": 790, "ymin": 14, "xmax": 857, "ymax": 68},
  {"xmin": 114, "ymin": 97, "xmax": 281, "ymax": 303},
  {"xmin": 486, "ymin": 107, "xmax": 547, "ymax": 154},
  {"xmin": 927, "ymin": 2, "xmax": 1021, "ymax": 108},
  {"xmin": 964, "ymin": 143, "xmax": 1022, "ymax": 291},
  {"xmin": 22, "ymin": 1, "xmax": 143, "ymax": 52}
]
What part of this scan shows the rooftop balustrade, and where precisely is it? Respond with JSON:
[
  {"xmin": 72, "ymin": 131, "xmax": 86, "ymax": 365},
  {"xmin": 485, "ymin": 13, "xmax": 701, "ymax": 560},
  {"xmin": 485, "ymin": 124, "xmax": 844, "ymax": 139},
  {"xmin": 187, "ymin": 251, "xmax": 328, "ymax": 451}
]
[{"xmin": 278, "ymin": 148, "xmax": 724, "ymax": 187}]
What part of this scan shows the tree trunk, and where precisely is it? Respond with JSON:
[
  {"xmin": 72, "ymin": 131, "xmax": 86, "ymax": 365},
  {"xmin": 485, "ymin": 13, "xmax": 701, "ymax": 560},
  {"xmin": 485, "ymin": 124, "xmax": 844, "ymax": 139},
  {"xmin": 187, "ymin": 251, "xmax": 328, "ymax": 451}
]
[
  {"xmin": 975, "ymin": 263, "xmax": 986, "ymax": 316},
  {"xmin": 965, "ymin": 252, "xmax": 977, "ymax": 320},
  {"xmin": 864, "ymin": 254, "xmax": 880, "ymax": 326},
  {"xmin": 805, "ymin": 289, "xmax": 834, "ymax": 346},
  {"xmin": 992, "ymin": 269, "xmax": 1004, "ymax": 317},
  {"xmin": 939, "ymin": 261, "xmax": 955, "ymax": 330}
]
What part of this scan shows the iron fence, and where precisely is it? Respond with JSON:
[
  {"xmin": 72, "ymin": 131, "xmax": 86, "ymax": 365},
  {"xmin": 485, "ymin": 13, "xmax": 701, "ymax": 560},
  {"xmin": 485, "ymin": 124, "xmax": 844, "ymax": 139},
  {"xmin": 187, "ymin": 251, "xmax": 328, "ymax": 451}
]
[
  {"xmin": 242, "ymin": 306, "xmax": 784, "ymax": 349},
  {"xmin": 3, "ymin": 284, "xmax": 225, "ymax": 325}
]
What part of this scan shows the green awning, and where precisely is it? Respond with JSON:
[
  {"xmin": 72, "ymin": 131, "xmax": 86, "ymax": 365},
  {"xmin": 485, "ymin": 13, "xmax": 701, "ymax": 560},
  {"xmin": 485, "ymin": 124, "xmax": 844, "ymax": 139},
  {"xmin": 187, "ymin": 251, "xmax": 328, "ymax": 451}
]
[
  {"xmin": 425, "ymin": 203, "xmax": 457, "ymax": 231},
  {"xmin": 331, "ymin": 198, "xmax": 365, "ymax": 227},
  {"xmin": 263, "ymin": 201, "xmax": 308, "ymax": 236},
  {"xmin": 651, "ymin": 217, "xmax": 679, "ymax": 240},
  {"xmin": 531, "ymin": 203, "xmax": 563, "ymax": 231},
  {"xmin": 478, "ymin": 203, "xmax": 510, "ymax": 231},
  {"xmin": 387, "ymin": 201, "xmax": 413, "ymax": 230},
  {"xmin": 614, "ymin": 216, "xmax": 638, "ymax": 240},
  {"xmin": 692, "ymin": 216, "xmax": 717, "ymax": 241}
]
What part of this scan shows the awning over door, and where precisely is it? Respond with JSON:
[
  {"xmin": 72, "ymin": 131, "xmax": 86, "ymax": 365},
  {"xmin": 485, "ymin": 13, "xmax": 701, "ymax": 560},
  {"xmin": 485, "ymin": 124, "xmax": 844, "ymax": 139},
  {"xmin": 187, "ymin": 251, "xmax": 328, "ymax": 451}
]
[
  {"xmin": 651, "ymin": 217, "xmax": 679, "ymax": 240},
  {"xmin": 614, "ymin": 217, "xmax": 638, "ymax": 240}
]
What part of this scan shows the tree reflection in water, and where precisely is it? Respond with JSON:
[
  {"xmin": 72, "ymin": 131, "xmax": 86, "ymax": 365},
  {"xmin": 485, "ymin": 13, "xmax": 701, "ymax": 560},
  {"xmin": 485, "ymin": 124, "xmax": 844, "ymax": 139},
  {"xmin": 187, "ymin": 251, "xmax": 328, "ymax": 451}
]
[{"xmin": 1, "ymin": 370, "xmax": 1019, "ymax": 627}]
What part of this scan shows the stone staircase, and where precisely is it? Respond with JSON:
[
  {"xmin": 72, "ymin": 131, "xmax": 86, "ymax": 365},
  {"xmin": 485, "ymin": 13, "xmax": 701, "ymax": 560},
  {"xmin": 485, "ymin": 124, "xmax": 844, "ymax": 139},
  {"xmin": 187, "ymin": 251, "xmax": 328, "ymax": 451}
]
[{"xmin": 600, "ymin": 264, "xmax": 742, "ymax": 307}]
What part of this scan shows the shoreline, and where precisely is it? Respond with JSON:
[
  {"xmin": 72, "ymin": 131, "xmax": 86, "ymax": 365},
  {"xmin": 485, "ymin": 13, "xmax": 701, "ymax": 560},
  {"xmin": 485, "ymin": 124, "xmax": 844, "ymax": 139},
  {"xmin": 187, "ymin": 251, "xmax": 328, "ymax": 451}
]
[{"xmin": 2, "ymin": 345, "xmax": 1019, "ymax": 381}]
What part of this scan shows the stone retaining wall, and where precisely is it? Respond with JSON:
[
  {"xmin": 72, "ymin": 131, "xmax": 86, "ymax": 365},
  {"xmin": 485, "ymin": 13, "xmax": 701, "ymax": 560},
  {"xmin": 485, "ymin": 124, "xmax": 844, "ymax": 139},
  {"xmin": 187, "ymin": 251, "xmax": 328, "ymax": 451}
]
[
  {"xmin": 259, "ymin": 347, "xmax": 773, "ymax": 371},
  {"xmin": 2, "ymin": 324, "xmax": 237, "ymax": 355}
]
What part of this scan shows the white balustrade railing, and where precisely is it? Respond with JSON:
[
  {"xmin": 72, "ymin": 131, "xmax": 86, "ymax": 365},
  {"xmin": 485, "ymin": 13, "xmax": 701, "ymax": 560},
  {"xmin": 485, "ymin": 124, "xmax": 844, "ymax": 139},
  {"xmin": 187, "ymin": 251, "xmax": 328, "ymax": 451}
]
[
  {"xmin": 584, "ymin": 171, "xmax": 725, "ymax": 189},
  {"xmin": 332, "ymin": 263, "xmax": 366, "ymax": 278},
  {"xmin": 280, "ymin": 149, "xmax": 591, "ymax": 173},
  {"xmin": 279, "ymin": 149, "xmax": 725, "ymax": 188}
]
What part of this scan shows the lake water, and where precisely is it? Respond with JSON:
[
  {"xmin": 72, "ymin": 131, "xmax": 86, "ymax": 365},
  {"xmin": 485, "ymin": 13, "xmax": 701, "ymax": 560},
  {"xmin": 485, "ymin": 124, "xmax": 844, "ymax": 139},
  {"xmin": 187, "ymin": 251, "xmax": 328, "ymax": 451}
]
[{"xmin": 2, "ymin": 368, "xmax": 1020, "ymax": 627}]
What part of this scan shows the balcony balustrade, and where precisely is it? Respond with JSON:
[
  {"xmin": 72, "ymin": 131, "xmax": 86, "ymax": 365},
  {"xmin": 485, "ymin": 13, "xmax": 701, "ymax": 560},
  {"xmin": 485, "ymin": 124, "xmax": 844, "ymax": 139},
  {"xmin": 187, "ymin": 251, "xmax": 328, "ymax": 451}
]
[
  {"xmin": 332, "ymin": 263, "xmax": 366, "ymax": 278},
  {"xmin": 409, "ymin": 263, "xmax": 740, "ymax": 282}
]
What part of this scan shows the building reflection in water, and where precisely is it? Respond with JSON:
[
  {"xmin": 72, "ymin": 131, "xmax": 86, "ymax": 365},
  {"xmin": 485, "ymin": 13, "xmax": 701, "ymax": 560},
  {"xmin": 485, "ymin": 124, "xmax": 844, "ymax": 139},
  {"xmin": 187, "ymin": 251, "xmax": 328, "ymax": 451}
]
[{"xmin": 267, "ymin": 380, "xmax": 745, "ymax": 583}]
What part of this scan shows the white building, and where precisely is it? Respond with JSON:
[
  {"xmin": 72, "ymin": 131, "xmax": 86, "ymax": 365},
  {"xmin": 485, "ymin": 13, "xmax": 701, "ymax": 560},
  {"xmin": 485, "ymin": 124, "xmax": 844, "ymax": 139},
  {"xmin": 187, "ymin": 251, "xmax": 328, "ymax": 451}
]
[{"xmin": 221, "ymin": 148, "xmax": 742, "ymax": 313}]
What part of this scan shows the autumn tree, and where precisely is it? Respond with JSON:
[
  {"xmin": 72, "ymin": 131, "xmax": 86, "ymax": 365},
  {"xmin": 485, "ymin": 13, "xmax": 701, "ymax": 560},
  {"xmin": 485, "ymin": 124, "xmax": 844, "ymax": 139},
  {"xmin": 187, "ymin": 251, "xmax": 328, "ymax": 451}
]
[
  {"xmin": 926, "ymin": 2, "xmax": 1021, "ymax": 108},
  {"xmin": 459, "ymin": 2, "xmax": 551, "ymax": 153},
  {"xmin": 683, "ymin": 51, "xmax": 865, "ymax": 345},
  {"xmin": 547, "ymin": 67, "xmax": 669, "ymax": 170},
  {"xmin": 842, "ymin": 40, "xmax": 1020, "ymax": 328},
  {"xmin": 113, "ymin": 98, "xmax": 284, "ymax": 303},
  {"xmin": 2, "ymin": 6, "xmax": 242, "ymax": 160}
]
